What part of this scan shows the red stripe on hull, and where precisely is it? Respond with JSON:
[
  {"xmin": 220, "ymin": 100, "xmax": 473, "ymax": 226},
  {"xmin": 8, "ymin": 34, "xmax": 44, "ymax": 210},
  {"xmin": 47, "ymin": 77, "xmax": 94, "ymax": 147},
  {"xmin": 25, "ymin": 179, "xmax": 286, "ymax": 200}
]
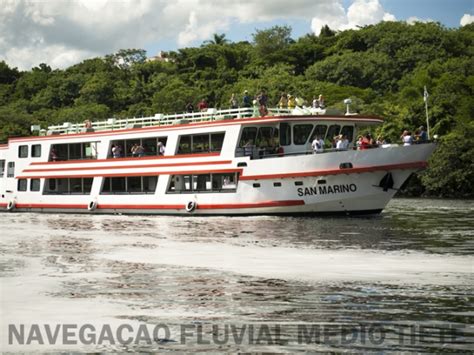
[
  {"xmin": 23, "ymin": 160, "xmax": 232, "ymax": 173},
  {"xmin": 30, "ymin": 152, "xmax": 221, "ymax": 166},
  {"xmin": 17, "ymin": 168, "xmax": 242, "ymax": 179},
  {"xmin": 12, "ymin": 200, "xmax": 304, "ymax": 211},
  {"xmin": 15, "ymin": 203, "xmax": 87, "ymax": 209},
  {"xmin": 240, "ymin": 161, "xmax": 427, "ymax": 180}
]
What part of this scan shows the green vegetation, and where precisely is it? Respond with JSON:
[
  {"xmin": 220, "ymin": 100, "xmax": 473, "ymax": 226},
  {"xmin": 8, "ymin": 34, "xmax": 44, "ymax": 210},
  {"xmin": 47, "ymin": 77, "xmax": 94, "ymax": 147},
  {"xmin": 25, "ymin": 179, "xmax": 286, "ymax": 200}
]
[{"xmin": 0, "ymin": 22, "xmax": 472, "ymax": 197}]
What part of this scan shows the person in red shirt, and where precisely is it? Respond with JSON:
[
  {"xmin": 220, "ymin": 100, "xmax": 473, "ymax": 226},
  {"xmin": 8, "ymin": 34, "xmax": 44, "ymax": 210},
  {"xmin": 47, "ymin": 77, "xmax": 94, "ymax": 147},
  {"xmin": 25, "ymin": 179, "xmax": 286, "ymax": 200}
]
[{"xmin": 197, "ymin": 98, "xmax": 208, "ymax": 111}]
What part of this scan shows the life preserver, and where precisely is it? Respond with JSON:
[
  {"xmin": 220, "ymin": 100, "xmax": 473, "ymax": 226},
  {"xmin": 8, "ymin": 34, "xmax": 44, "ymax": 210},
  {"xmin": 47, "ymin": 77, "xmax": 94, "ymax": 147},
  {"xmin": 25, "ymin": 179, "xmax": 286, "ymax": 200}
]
[
  {"xmin": 6, "ymin": 200, "xmax": 15, "ymax": 211},
  {"xmin": 185, "ymin": 201, "xmax": 197, "ymax": 212},
  {"xmin": 88, "ymin": 200, "xmax": 98, "ymax": 211}
]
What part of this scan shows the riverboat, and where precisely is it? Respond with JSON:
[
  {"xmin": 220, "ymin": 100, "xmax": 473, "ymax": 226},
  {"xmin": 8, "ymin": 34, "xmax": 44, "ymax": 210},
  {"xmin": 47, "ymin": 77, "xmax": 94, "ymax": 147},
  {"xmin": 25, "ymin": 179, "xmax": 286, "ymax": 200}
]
[{"xmin": 0, "ymin": 105, "xmax": 435, "ymax": 215}]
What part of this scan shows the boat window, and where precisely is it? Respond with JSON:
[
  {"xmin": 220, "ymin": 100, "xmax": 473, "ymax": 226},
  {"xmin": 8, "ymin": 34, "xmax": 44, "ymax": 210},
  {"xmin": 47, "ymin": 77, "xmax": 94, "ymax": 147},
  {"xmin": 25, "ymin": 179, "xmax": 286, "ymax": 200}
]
[
  {"xmin": 18, "ymin": 179, "xmax": 27, "ymax": 191},
  {"xmin": 326, "ymin": 125, "xmax": 341, "ymax": 140},
  {"xmin": 280, "ymin": 123, "xmax": 291, "ymax": 146},
  {"xmin": 210, "ymin": 133, "xmax": 225, "ymax": 152},
  {"xmin": 18, "ymin": 145, "xmax": 28, "ymax": 158},
  {"xmin": 0, "ymin": 160, "xmax": 5, "ymax": 177},
  {"xmin": 50, "ymin": 142, "xmax": 98, "ymax": 161},
  {"xmin": 340, "ymin": 125, "xmax": 354, "ymax": 143},
  {"xmin": 167, "ymin": 172, "xmax": 238, "ymax": 193},
  {"xmin": 177, "ymin": 132, "xmax": 225, "ymax": 155},
  {"xmin": 109, "ymin": 137, "xmax": 168, "ymax": 158},
  {"xmin": 101, "ymin": 176, "xmax": 158, "ymax": 194},
  {"xmin": 310, "ymin": 124, "xmax": 328, "ymax": 141},
  {"xmin": 293, "ymin": 124, "xmax": 314, "ymax": 145},
  {"xmin": 43, "ymin": 178, "xmax": 93, "ymax": 194},
  {"xmin": 192, "ymin": 134, "xmax": 209, "ymax": 153},
  {"xmin": 30, "ymin": 179, "xmax": 41, "ymax": 191},
  {"xmin": 177, "ymin": 135, "xmax": 191, "ymax": 154},
  {"xmin": 32, "ymin": 144, "xmax": 42, "ymax": 158},
  {"xmin": 256, "ymin": 127, "xmax": 276, "ymax": 148},
  {"xmin": 7, "ymin": 162, "xmax": 14, "ymax": 177},
  {"xmin": 238, "ymin": 127, "xmax": 258, "ymax": 147}
]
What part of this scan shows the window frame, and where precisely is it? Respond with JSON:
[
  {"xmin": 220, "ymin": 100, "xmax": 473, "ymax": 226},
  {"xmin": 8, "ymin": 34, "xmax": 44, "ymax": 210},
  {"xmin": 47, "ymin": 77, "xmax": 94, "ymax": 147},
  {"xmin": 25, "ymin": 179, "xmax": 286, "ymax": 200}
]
[
  {"xmin": 32, "ymin": 144, "xmax": 42, "ymax": 158},
  {"xmin": 18, "ymin": 145, "xmax": 28, "ymax": 158},
  {"xmin": 18, "ymin": 179, "xmax": 27, "ymax": 191}
]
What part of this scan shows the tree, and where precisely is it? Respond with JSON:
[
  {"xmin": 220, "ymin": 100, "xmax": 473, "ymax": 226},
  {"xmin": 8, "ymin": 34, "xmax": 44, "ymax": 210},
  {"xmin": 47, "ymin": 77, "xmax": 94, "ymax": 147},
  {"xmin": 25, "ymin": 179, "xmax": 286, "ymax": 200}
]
[
  {"xmin": 252, "ymin": 25, "xmax": 293, "ymax": 65},
  {"xmin": 203, "ymin": 33, "xmax": 229, "ymax": 46}
]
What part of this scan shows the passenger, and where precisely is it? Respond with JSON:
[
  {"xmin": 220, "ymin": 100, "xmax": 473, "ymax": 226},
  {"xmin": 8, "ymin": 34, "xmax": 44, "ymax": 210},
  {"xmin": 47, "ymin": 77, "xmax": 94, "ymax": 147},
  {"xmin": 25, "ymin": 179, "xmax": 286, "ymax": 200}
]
[
  {"xmin": 359, "ymin": 134, "xmax": 370, "ymax": 150},
  {"xmin": 112, "ymin": 144, "xmax": 122, "ymax": 158},
  {"xmin": 242, "ymin": 90, "xmax": 252, "ymax": 108},
  {"xmin": 131, "ymin": 143, "xmax": 138, "ymax": 157},
  {"xmin": 415, "ymin": 126, "xmax": 428, "ymax": 142},
  {"xmin": 157, "ymin": 141, "xmax": 166, "ymax": 155},
  {"xmin": 185, "ymin": 102, "xmax": 194, "ymax": 113},
  {"xmin": 278, "ymin": 93, "xmax": 288, "ymax": 109},
  {"xmin": 229, "ymin": 93, "xmax": 238, "ymax": 109},
  {"xmin": 367, "ymin": 133, "xmax": 376, "ymax": 147},
  {"xmin": 341, "ymin": 135, "xmax": 350, "ymax": 150},
  {"xmin": 83, "ymin": 120, "xmax": 93, "ymax": 129},
  {"xmin": 317, "ymin": 94, "xmax": 325, "ymax": 108},
  {"xmin": 50, "ymin": 147, "xmax": 58, "ymax": 161},
  {"xmin": 197, "ymin": 98, "xmax": 208, "ymax": 111},
  {"xmin": 135, "ymin": 144, "xmax": 145, "ymax": 157},
  {"xmin": 287, "ymin": 94, "xmax": 296, "ymax": 109},
  {"xmin": 376, "ymin": 135, "xmax": 386, "ymax": 146},
  {"xmin": 312, "ymin": 96, "xmax": 318, "ymax": 108},
  {"xmin": 256, "ymin": 90, "xmax": 268, "ymax": 116},
  {"xmin": 401, "ymin": 130, "xmax": 413, "ymax": 146},
  {"xmin": 336, "ymin": 134, "xmax": 349, "ymax": 151},
  {"xmin": 243, "ymin": 139, "xmax": 254, "ymax": 157},
  {"xmin": 311, "ymin": 135, "xmax": 325, "ymax": 154}
]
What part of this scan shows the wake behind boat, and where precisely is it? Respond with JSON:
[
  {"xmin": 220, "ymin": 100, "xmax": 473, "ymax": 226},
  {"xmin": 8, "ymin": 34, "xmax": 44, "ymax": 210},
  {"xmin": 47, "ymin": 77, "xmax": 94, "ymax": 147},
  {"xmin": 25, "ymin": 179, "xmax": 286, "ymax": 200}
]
[{"xmin": 0, "ymin": 105, "xmax": 435, "ymax": 215}]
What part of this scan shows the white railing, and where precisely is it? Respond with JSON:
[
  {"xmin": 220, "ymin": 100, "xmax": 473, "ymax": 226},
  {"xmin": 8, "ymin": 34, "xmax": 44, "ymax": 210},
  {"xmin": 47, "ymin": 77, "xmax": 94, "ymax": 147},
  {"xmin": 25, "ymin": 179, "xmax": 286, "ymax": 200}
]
[{"xmin": 43, "ymin": 106, "xmax": 325, "ymax": 135}]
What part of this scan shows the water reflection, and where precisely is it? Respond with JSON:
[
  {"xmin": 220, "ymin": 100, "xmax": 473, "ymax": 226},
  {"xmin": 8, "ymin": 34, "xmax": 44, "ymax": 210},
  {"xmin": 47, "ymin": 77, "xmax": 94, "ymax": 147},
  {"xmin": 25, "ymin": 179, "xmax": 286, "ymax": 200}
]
[{"xmin": 0, "ymin": 198, "xmax": 472, "ymax": 352}]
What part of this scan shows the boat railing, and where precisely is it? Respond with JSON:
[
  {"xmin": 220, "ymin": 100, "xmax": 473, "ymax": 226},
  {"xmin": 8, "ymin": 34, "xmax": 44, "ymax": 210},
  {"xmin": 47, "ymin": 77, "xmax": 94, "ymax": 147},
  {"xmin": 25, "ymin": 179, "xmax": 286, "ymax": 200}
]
[{"xmin": 42, "ymin": 106, "xmax": 325, "ymax": 136}]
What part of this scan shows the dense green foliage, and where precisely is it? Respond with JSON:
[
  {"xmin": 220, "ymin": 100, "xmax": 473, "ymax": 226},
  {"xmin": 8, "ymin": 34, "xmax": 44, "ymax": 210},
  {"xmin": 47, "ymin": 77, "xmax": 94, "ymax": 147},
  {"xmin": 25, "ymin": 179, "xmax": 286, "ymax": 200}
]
[{"xmin": 0, "ymin": 22, "xmax": 472, "ymax": 197}]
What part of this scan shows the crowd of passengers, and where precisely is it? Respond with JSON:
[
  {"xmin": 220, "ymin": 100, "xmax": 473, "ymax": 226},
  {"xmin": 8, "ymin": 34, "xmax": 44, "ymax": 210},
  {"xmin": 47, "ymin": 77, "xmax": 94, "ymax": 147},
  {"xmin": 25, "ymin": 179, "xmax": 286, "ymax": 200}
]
[
  {"xmin": 311, "ymin": 126, "xmax": 429, "ymax": 154},
  {"xmin": 110, "ymin": 140, "xmax": 166, "ymax": 158},
  {"xmin": 185, "ymin": 90, "xmax": 325, "ymax": 117}
]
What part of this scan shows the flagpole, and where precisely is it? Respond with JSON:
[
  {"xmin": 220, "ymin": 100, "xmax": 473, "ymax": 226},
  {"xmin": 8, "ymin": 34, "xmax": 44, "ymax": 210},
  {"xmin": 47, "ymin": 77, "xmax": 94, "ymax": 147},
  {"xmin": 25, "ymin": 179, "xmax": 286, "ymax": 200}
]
[{"xmin": 424, "ymin": 86, "xmax": 430, "ymax": 139}]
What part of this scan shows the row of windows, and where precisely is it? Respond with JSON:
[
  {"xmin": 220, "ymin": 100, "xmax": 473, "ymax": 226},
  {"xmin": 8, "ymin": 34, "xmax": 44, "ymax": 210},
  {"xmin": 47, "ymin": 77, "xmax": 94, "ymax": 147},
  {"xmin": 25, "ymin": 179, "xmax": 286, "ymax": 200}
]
[
  {"xmin": 101, "ymin": 176, "xmax": 158, "ymax": 194},
  {"xmin": 50, "ymin": 142, "xmax": 98, "ymax": 162},
  {"xmin": 18, "ymin": 145, "xmax": 41, "ymax": 158},
  {"xmin": 44, "ymin": 178, "xmax": 93, "ymax": 194},
  {"xmin": 177, "ymin": 132, "xmax": 225, "ymax": 154},
  {"xmin": 16, "ymin": 174, "xmax": 237, "ymax": 194},
  {"xmin": 239, "ymin": 124, "xmax": 354, "ymax": 148},
  {"xmin": 17, "ymin": 179, "xmax": 41, "ymax": 192},
  {"xmin": 109, "ymin": 137, "xmax": 168, "ymax": 158},
  {"xmin": 168, "ymin": 173, "xmax": 238, "ymax": 193}
]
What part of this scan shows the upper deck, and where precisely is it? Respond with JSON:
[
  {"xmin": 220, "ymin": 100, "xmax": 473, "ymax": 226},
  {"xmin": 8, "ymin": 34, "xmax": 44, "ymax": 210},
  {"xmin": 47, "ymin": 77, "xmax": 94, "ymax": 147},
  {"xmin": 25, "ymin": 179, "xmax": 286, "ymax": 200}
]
[{"xmin": 10, "ymin": 107, "xmax": 382, "ymax": 144}]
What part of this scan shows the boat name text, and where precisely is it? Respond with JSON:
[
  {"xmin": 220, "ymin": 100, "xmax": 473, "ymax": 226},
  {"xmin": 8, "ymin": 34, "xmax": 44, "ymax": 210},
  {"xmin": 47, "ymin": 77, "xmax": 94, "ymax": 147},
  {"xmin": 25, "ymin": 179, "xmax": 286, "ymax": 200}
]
[{"xmin": 297, "ymin": 184, "xmax": 357, "ymax": 196}]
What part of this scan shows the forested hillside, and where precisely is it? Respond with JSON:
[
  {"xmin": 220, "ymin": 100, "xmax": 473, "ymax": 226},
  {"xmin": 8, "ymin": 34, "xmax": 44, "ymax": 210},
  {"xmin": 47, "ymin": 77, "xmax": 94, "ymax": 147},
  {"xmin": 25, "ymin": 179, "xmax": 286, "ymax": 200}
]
[{"xmin": 0, "ymin": 22, "xmax": 472, "ymax": 196}]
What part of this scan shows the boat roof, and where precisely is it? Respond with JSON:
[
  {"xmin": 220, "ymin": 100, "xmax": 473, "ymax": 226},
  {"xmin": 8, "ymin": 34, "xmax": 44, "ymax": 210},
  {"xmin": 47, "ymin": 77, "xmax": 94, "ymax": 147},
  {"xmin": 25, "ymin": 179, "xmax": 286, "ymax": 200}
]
[{"xmin": 9, "ymin": 107, "xmax": 383, "ymax": 143}]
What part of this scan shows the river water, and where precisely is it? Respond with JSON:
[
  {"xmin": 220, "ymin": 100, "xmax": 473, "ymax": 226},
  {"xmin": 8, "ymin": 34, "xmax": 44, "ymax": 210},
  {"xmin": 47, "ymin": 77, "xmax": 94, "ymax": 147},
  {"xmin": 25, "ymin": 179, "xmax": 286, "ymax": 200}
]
[{"xmin": 0, "ymin": 198, "xmax": 473, "ymax": 352}]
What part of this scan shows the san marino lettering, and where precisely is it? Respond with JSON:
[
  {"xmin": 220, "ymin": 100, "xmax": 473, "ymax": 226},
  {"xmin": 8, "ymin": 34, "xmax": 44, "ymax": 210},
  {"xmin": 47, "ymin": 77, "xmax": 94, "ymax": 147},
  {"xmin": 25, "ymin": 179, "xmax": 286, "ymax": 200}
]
[{"xmin": 297, "ymin": 184, "xmax": 357, "ymax": 197}]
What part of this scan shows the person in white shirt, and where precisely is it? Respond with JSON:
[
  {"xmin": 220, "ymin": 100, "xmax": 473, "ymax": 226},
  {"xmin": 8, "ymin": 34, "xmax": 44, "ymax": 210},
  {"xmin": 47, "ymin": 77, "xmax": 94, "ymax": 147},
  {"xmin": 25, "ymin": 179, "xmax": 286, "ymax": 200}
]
[
  {"xmin": 401, "ymin": 130, "xmax": 413, "ymax": 146},
  {"xmin": 312, "ymin": 136, "xmax": 325, "ymax": 153},
  {"xmin": 336, "ymin": 134, "xmax": 349, "ymax": 150},
  {"xmin": 157, "ymin": 141, "xmax": 166, "ymax": 155}
]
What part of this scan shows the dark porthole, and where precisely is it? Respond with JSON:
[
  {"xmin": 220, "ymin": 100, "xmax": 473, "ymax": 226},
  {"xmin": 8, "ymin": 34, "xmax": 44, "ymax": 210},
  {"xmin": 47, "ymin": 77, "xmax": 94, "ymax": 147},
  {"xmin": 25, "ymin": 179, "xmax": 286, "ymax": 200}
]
[
  {"xmin": 294, "ymin": 181, "xmax": 303, "ymax": 186},
  {"xmin": 253, "ymin": 183, "xmax": 261, "ymax": 188},
  {"xmin": 273, "ymin": 182, "xmax": 282, "ymax": 187}
]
